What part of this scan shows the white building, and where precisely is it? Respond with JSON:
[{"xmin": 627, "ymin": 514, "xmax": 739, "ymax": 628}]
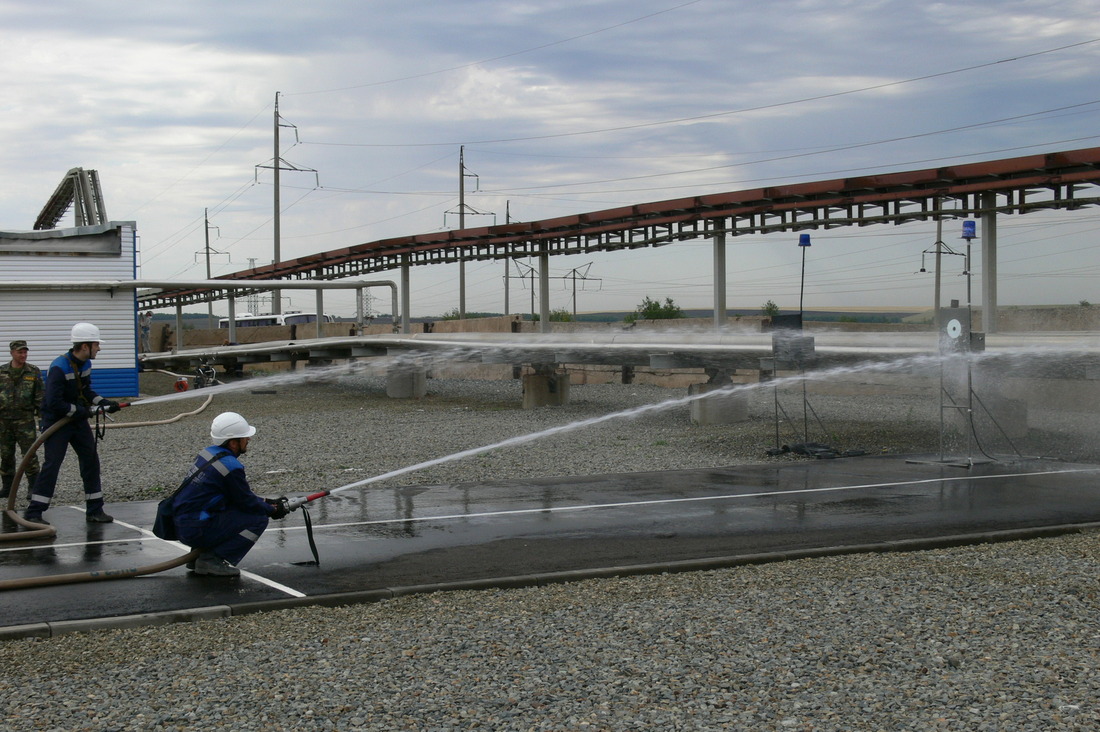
[{"xmin": 0, "ymin": 222, "xmax": 140, "ymax": 397}]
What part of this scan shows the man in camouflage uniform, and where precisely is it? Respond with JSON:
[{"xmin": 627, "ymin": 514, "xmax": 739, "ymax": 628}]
[{"xmin": 1, "ymin": 340, "xmax": 43, "ymax": 500}]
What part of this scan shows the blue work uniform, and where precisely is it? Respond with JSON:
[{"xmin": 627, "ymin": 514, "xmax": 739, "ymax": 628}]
[
  {"xmin": 28, "ymin": 350, "xmax": 111, "ymax": 515},
  {"xmin": 173, "ymin": 445, "xmax": 275, "ymax": 566}
]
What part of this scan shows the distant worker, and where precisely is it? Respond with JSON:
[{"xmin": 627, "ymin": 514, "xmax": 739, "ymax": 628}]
[
  {"xmin": 172, "ymin": 412, "xmax": 288, "ymax": 576},
  {"xmin": 1, "ymin": 340, "xmax": 44, "ymax": 501},
  {"xmin": 25, "ymin": 323, "xmax": 120, "ymax": 525},
  {"xmin": 139, "ymin": 311, "xmax": 153, "ymax": 353}
]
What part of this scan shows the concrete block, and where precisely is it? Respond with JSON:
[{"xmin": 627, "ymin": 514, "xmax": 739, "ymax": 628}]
[
  {"xmin": 689, "ymin": 382, "xmax": 749, "ymax": 425},
  {"xmin": 522, "ymin": 371, "xmax": 570, "ymax": 408}
]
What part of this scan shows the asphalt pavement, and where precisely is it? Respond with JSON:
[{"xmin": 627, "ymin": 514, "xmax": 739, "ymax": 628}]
[{"xmin": 2, "ymin": 454, "xmax": 1099, "ymax": 638}]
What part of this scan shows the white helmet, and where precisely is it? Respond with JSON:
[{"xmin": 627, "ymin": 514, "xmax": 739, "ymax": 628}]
[
  {"xmin": 71, "ymin": 322, "xmax": 104, "ymax": 344},
  {"xmin": 210, "ymin": 412, "xmax": 257, "ymax": 441}
]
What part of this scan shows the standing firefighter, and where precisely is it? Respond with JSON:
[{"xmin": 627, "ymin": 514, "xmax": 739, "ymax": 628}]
[
  {"xmin": 138, "ymin": 311, "xmax": 153, "ymax": 353},
  {"xmin": 1, "ymin": 340, "xmax": 44, "ymax": 500},
  {"xmin": 173, "ymin": 412, "xmax": 288, "ymax": 576},
  {"xmin": 24, "ymin": 323, "xmax": 120, "ymax": 524}
]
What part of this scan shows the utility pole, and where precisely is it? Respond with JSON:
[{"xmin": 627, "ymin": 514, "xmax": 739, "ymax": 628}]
[
  {"xmin": 193, "ymin": 210, "xmax": 223, "ymax": 326},
  {"xmin": 504, "ymin": 201, "xmax": 512, "ymax": 314},
  {"xmin": 459, "ymin": 146, "xmax": 465, "ymax": 319},
  {"xmin": 256, "ymin": 91, "xmax": 318, "ymax": 315},
  {"xmin": 934, "ymin": 210, "xmax": 943, "ymax": 330},
  {"xmin": 204, "ymin": 208, "xmax": 213, "ymax": 326},
  {"xmin": 273, "ymin": 93, "xmax": 281, "ymax": 314},
  {"xmin": 509, "ymin": 261, "xmax": 538, "ymax": 321},
  {"xmin": 564, "ymin": 263, "xmax": 601, "ymax": 318},
  {"xmin": 445, "ymin": 146, "xmax": 494, "ymax": 319}
]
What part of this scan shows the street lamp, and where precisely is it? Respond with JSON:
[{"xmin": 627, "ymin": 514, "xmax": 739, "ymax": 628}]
[
  {"xmin": 961, "ymin": 219, "xmax": 977, "ymax": 308},
  {"xmin": 798, "ymin": 233, "xmax": 811, "ymax": 316}
]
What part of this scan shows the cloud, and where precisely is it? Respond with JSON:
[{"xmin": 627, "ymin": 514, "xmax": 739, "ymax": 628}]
[{"xmin": 2, "ymin": 0, "xmax": 1099, "ymax": 314}]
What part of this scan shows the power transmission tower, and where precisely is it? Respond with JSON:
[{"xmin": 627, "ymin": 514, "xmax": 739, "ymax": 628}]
[
  {"xmin": 507, "ymin": 260, "xmax": 598, "ymax": 321},
  {"xmin": 246, "ymin": 258, "xmax": 261, "ymax": 315},
  {"xmin": 564, "ymin": 263, "xmax": 602, "ymax": 318}
]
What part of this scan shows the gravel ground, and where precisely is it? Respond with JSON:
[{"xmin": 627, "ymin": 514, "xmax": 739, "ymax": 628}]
[{"xmin": 3, "ymin": 368, "xmax": 1099, "ymax": 730}]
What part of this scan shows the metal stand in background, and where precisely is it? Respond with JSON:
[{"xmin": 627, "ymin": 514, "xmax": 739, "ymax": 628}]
[
  {"xmin": 909, "ymin": 220, "xmax": 1024, "ymax": 469},
  {"xmin": 926, "ymin": 305, "xmax": 989, "ymax": 467},
  {"xmin": 763, "ymin": 321, "xmax": 833, "ymax": 453}
]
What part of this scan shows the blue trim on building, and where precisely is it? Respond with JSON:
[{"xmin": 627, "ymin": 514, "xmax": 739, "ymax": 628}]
[{"xmin": 90, "ymin": 368, "xmax": 140, "ymax": 398}]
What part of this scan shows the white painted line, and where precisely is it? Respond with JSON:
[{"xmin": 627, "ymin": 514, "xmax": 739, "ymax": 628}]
[
  {"xmin": 0, "ymin": 537, "xmax": 158, "ymax": 553},
  {"xmin": 273, "ymin": 467, "xmax": 1100, "ymax": 533}
]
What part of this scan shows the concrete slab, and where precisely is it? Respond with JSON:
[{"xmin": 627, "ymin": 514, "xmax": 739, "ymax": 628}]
[{"xmin": 1, "ymin": 455, "xmax": 1099, "ymax": 632}]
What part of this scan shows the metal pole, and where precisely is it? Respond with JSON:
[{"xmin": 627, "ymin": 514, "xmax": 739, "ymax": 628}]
[
  {"xmin": 458, "ymin": 146, "xmax": 466, "ymax": 319},
  {"xmin": 933, "ymin": 200, "xmax": 943, "ymax": 330},
  {"xmin": 966, "ymin": 238, "xmax": 974, "ymax": 463},
  {"xmin": 401, "ymin": 254, "xmax": 411, "ymax": 334},
  {"xmin": 174, "ymin": 304, "xmax": 183, "ymax": 353},
  {"xmin": 272, "ymin": 92, "xmax": 282, "ymax": 315},
  {"xmin": 981, "ymin": 192, "xmax": 998, "ymax": 333},
  {"xmin": 204, "ymin": 208, "xmax": 213, "ymax": 327},
  {"xmin": 799, "ymin": 244, "xmax": 807, "ymax": 315},
  {"xmin": 572, "ymin": 269, "xmax": 577, "ymax": 318},
  {"xmin": 504, "ymin": 201, "xmax": 511, "ymax": 315},
  {"xmin": 315, "ymin": 290, "xmax": 324, "ymax": 339}
]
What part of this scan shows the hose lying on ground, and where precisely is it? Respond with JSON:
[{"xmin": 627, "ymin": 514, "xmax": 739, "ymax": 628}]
[{"xmin": 0, "ymin": 397, "xmax": 215, "ymax": 589}]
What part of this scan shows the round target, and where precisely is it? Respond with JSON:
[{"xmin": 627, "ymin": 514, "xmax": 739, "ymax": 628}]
[{"xmin": 945, "ymin": 318, "xmax": 962, "ymax": 340}]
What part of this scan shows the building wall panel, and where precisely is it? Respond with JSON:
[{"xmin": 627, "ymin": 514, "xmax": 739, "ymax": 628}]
[{"xmin": 0, "ymin": 222, "xmax": 139, "ymax": 397}]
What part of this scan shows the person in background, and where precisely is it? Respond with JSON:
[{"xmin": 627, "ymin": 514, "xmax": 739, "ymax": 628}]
[
  {"xmin": 173, "ymin": 412, "xmax": 288, "ymax": 576},
  {"xmin": 24, "ymin": 323, "xmax": 120, "ymax": 524},
  {"xmin": 139, "ymin": 311, "xmax": 153, "ymax": 353},
  {"xmin": 0, "ymin": 340, "xmax": 43, "ymax": 501}
]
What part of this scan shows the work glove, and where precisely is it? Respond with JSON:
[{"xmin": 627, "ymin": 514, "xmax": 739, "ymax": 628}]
[
  {"xmin": 267, "ymin": 497, "xmax": 290, "ymax": 520},
  {"xmin": 100, "ymin": 400, "xmax": 121, "ymax": 414}
]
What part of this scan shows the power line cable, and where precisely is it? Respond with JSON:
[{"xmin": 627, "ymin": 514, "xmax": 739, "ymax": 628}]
[
  {"xmin": 499, "ymin": 133, "xmax": 1100, "ymax": 196},
  {"xmin": 299, "ymin": 39, "xmax": 1100, "ymax": 147},
  {"xmin": 484, "ymin": 108, "xmax": 1100, "ymax": 192},
  {"xmin": 284, "ymin": 0, "xmax": 706, "ymax": 97},
  {"xmin": 123, "ymin": 105, "xmax": 272, "ymax": 219}
]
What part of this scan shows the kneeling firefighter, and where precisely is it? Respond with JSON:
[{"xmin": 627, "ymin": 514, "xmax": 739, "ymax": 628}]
[{"xmin": 174, "ymin": 412, "xmax": 289, "ymax": 576}]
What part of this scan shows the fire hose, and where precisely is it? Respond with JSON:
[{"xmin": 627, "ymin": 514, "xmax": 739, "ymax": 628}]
[
  {"xmin": 0, "ymin": 394, "xmax": 321, "ymax": 591},
  {"xmin": 0, "ymin": 402, "xmax": 210, "ymax": 591}
]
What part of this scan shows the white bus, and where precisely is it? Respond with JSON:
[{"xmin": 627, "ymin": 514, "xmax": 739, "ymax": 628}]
[{"xmin": 217, "ymin": 312, "xmax": 336, "ymax": 328}]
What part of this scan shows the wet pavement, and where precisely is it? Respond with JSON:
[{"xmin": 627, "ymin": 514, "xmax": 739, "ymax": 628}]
[{"xmin": 2, "ymin": 454, "xmax": 1099, "ymax": 630}]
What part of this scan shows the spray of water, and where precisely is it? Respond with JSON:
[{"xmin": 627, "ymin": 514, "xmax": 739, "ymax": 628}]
[
  {"xmin": 133, "ymin": 364, "xmax": 361, "ymax": 406},
  {"xmin": 133, "ymin": 338, "xmax": 1099, "ymax": 502},
  {"xmin": 311, "ymin": 348, "xmax": 1030, "ymax": 499}
]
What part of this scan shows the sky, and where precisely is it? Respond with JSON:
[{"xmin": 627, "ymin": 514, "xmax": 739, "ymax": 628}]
[{"xmin": 2, "ymin": 0, "xmax": 1099, "ymax": 319}]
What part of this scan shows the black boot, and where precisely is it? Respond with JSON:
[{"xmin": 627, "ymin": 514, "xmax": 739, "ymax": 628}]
[{"xmin": 0, "ymin": 474, "xmax": 11, "ymax": 500}]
